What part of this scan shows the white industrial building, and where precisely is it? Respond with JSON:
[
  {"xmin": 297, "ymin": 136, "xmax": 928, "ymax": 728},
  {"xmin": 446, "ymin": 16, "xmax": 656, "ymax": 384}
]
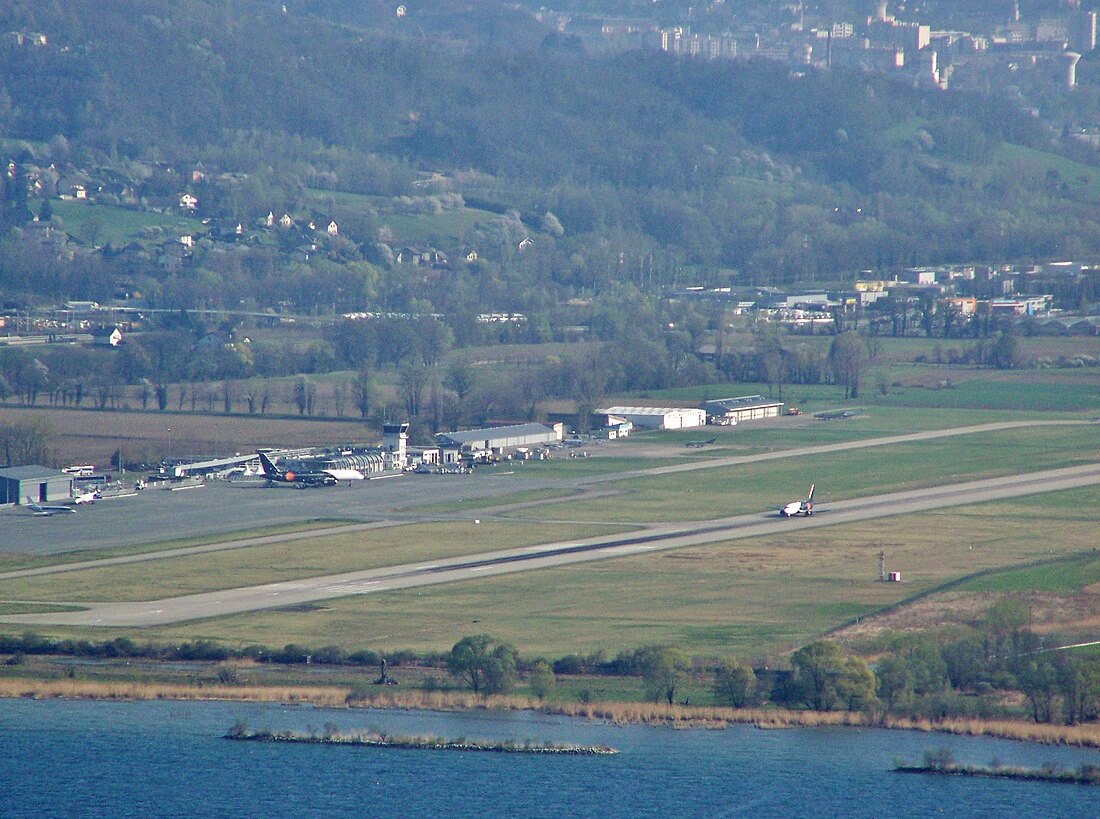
[{"xmin": 598, "ymin": 406, "xmax": 707, "ymax": 430}]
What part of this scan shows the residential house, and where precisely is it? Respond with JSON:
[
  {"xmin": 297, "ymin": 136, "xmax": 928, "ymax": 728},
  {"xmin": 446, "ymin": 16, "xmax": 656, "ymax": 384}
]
[{"xmin": 91, "ymin": 326, "xmax": 123, "ymax": 347}]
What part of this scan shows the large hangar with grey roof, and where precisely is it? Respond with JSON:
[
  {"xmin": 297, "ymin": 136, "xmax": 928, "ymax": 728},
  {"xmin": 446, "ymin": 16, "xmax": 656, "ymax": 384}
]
[
  {"xmin": 0, "ymin": 466, "xmax": 74, "ymax": 506},
  {"xmin": 435, "ymin": 423, "xmax": 564, "ymax": 453}
]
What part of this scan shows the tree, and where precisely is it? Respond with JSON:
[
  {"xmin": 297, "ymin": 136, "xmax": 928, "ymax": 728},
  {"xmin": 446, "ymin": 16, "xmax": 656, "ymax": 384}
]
[
  {"xmin": 837, "ymin": 655, "xmax": 877, "ymax": 711},
  {"xmin": 0, "ymin": 415, "xmax": 54, "ymax": 467},
  {"xmin": 828, "ymin": 332, "xmax": 866, "ymax": 399},
  {"xmin": 331, "ymin": 381, "xmax": 348, "ymax": 418},
  {"xmin": 529, "ymin": 660, "xmax": 556, "ymax": 700},
  {"xmin": 352, "ymin": 369, "xmax": 372, "ymax": 419},
  {"xmin": 713, "ymin": 657, "xmax": 756, "ymax": 708},
  {"xmin": 638, "ymin": 645, "xmax": 692, "ymax": 706},
  {"xmin": 1014, "ymin": 657, "xmax": 1058, "ymax": 723},
  {"xmin": 991, "ymin": 331, "xmax": 1021, "ymax": 370},
  {"xmin": 1060, "ymin": 656, "xmax": 1100, "ymax": 725},
  {"xmin": 445, "ymin": 359, "xmax": 477, "ymax": 403},
  {"xmin": 447, "ymin": 635, "xmax": 519, "ymax": 695},
  {"xmin": 875, "ymin": 655, "xmax": 914, "ymax": 711},
  {"xmin": 293, "ymin": 376, "xmax": 309, "ymax": 415},
  {"xmin": 542, "ymin": 210, "xmax": 564, "ymax": 237},
  {"xmin": 788, "ymin": 640, "xmax": 873, "ymax": 712},
  {"xmin": 400, "ymin": 364, "xmax": 430, "ymax": 418}
]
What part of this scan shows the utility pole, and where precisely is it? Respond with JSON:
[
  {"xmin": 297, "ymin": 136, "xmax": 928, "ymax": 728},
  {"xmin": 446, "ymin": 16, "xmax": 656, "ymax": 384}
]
[{"xmin": 878, "ymin": 550, "xmax": 886, "ymax": 582}]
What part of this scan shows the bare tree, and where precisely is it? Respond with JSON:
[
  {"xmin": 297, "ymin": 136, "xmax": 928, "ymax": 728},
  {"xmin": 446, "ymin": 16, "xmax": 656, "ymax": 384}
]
[
  {"xmin": 400, "ymin": 365, "xmax": 429, "ymax": 418},
  {"xmin": 332, "ymin": 381, "xmax": 348, "ymax": 418},
  {"xmin": 352, "ymin": 369, "xmax": 372, "ymax": 419}
]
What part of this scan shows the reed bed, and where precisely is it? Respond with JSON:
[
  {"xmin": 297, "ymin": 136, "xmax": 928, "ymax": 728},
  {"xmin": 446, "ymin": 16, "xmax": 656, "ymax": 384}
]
[
  {"xmin": 4, "ymin": 678, "xmax": 1100, "ymax": 748},
  {"xmin": 0, "ymin": 678, "xmax": 352, "ymax": 707}
]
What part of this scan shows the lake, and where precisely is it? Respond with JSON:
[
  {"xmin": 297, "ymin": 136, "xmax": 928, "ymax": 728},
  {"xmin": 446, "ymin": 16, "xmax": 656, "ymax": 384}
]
[{"xmin": 2, "ymin": 699, "xmax": 1099, "ymax": 817}]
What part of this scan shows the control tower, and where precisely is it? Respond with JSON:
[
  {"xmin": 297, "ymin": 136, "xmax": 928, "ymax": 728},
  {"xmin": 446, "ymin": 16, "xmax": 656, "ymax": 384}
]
[{"xmin": 382, "ymin": 421, "xmax": 409, "ymax": 467}]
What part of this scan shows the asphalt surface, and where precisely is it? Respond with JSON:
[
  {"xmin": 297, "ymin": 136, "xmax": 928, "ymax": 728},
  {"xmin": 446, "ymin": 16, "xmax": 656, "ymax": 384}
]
[
  {"xmin": 0, "ymin": 419, "xmax": 1087, "ymax": 557},
  {"xmin": 4, "ymin": 460, "xmax": 1100, "ymax": 627}
]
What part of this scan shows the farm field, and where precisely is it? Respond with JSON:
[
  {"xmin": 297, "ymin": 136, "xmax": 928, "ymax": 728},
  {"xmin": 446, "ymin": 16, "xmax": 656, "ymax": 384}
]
[
  {"xmin": 0, "ymin": 405, "xmax": 379, "ymax": 467},
  {"xmin": 31, "ymin": 485, "xmax": 1094, "ymax": 658}
]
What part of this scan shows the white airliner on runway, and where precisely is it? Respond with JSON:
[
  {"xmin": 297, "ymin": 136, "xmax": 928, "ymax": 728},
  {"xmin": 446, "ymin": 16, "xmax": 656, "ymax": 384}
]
[{"xmin": 780, "ymin": 484, "xmax": 815, "ymax": 517}]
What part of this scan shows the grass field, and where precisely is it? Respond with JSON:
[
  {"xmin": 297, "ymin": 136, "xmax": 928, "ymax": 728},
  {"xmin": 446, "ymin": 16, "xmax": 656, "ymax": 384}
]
[
  {"xmin": 514, "ymin": 423, "xmax": 1099, "ymax": 524},
  {"xmin": 52, "ymin": 199, "xmax": 205, "ymax": 246},
  {"xmin": 638, "ymin": 365, "xmax": 1100, "ymax": 414},
  {"xmin": 952, "ymin": 551, "xmax": 1100, "ymax": 595},
  {"xmin": 47, "ymin": 485, "xmax": 1089, "ymax": 658},
  {"xmin": 0, "ymin": 520, "xmax": 629, "ymax": 603},
  {"xmin": 305, "ymin": 188, "xmax": 502, "ymax": 246}
]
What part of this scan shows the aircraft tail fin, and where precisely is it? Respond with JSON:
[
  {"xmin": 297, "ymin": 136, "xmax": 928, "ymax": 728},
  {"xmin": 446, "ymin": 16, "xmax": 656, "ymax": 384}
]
[
  {"xmin": 807, "ymin": 483, "xmax": 815, "ymax": 501},
  {"xmin": 257, "ymin": 451, "xmax": 280, "ymax": 478}
]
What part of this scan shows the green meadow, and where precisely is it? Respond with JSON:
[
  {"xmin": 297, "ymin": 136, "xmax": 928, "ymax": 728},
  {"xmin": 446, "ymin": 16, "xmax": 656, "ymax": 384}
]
[
  {"xmin": 66, "ymin": 486, "xmax": 1095, "ymax": 658},
  {"xmin": 52, "ymin": 199, "xmax": 206, "ymax": 246},
  {"xmin": 513, "ymin": 423, "xmax": 1098, "ymax": 524}
]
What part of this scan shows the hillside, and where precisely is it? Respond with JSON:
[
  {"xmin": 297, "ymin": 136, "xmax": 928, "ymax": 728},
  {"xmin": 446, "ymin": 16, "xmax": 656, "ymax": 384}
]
[{"xmin": 1, "ymin": 0, "xmax": 1099, "ymax": 307}]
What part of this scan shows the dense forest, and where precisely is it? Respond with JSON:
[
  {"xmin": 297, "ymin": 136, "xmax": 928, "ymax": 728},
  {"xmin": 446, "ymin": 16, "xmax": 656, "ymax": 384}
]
[{"xmin": 3, "ymin": 0, "xmax": 1100, "ymax": 303}]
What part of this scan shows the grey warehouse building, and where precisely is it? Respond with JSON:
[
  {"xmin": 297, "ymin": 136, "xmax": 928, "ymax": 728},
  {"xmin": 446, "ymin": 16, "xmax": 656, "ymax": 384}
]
[
  {"xmin": 435, "ymin": 423, "xmax": 564, "ymax": 453},
  {"xmin": 704, "ymin": 395, "xmax": 784, "ymax": 425},
  {"xmin": 0, "ymin": 465, "xmax": 74, "ymax": 506}
]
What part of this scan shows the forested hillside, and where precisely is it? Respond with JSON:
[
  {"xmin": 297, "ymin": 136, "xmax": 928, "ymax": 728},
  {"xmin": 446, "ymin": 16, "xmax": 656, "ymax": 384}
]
[{"xmin": 2, "ymin": 0, "xmax": 1100, "ymax": 300}]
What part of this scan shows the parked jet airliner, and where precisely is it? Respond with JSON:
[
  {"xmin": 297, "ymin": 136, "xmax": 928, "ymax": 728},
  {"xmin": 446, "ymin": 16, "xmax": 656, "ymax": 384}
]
[
  {"xmin": 25, "ymin": 498, "xmax": 76, "ymax": 516},
  {"xmin": 257, "ymin": 451, "xmax": 339, "ymax": 488}
]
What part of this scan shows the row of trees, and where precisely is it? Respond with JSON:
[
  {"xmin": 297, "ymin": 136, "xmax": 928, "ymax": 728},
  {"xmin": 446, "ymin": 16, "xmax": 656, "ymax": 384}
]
[
  {"xmin": 3, "ymin": 617, "xmax": 1096, "ymax": 724},
  {"xmin": 444, "ymin": 608, "xmax": 1100, "ymax": 724}
]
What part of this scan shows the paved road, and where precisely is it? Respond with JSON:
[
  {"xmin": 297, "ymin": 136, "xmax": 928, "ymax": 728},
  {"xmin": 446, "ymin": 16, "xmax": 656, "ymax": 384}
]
[{"xmin": 5, "ymin": 461, "xmax": 1099, "ymax": 627}]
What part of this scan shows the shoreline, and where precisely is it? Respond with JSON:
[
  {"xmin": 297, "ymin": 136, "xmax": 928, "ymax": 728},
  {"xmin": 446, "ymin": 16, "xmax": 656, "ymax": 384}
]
[{"xmin": 3, "ymin": 677, "xmax": 1100, "ymax": 748}]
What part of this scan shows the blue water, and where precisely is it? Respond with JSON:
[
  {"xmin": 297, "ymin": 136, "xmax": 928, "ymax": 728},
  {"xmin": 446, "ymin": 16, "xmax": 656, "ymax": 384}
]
[{"xmin": 2, "ymin": 699, "xmax": 1099, "ymax": 817}]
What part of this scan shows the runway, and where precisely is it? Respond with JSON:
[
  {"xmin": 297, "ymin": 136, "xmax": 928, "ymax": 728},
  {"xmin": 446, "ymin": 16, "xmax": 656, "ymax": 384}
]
[{"xmin": 5, "ymin": 461, "xmax": 1099, "ymax": 628}]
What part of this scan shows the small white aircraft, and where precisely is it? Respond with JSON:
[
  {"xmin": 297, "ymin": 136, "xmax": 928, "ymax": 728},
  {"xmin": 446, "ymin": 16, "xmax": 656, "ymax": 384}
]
[
  {"xmin": 73, "ymin": 490, "xmax": 100, "ymax": 504},
  {"xmin": 25, "ymin": 497, "xmax": 76, "ymax": 516},
  {"xmin": 780, "ymin": 484, "xmax": 815, "ymax": 518}
]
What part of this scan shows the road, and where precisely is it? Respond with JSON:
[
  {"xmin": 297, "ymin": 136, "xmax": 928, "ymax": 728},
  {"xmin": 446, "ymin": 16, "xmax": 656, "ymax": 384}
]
[{"xmin": 4, "ymin": 461, "xmax": 1099, "ymax": 627}]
